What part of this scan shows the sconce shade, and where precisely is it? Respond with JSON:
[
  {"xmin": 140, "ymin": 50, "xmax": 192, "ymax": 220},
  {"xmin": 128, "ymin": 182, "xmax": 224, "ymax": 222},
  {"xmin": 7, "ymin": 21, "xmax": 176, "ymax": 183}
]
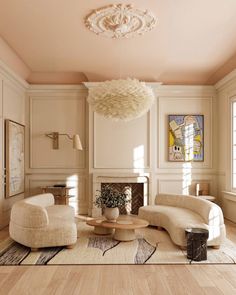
[{"xmin": 73, "ymin": 134, "xmax": 83, "ymax": 150}]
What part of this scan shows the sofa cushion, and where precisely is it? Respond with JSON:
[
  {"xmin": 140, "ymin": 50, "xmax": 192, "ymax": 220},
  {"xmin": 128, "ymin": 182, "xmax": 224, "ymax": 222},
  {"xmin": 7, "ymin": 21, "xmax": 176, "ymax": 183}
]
[
  {"xmin": 138, "ymin": 198, "xmax": 226, "ymax": 247},
  {"xmin": 46, "ymin": 205, "xmax": 75, "ymax": 221},
  {"xmin": 9, "ymin": 220, "xmax": 77, "ymax": 248},
  {"xmin": 10, "ymin": 202, "xmax": 49, "ymax": 228},
  {"xmin": 155, "ymin": 194, "xmax": 224, "ymax": 226},
  {"xmin": 24, "ymin": 193, "xmax": 54, "ymax": 207},
  {"xmin": 139, "ymin": 206, "xmax": 206, "ymax": 228}
]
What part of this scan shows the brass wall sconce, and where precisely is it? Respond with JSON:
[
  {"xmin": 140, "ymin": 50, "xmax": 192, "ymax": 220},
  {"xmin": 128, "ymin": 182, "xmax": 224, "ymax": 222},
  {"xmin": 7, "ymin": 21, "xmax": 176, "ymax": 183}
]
[{"xmin": 45, "ymin": 132, "xmax": 83, "ymax": 150}]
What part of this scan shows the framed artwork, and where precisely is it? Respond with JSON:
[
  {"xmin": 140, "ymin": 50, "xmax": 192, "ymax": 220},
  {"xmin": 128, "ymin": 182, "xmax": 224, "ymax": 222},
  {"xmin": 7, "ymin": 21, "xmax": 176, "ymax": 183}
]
[
  {"xmin": 168, "ymin": 115, "xmax": 204, "ymax": 162},
  {"xmin": 5, "ymin": 119, "xmax": 25, "ymax": 198}
]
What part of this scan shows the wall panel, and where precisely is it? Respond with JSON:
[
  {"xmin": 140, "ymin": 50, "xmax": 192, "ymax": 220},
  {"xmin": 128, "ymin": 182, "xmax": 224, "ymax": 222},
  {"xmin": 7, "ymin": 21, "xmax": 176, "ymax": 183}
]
[
  {"xmin": 157, "ymin": 96, "xmax": 213, "ymax": 169},
  {"xmin": 0, "ymin": 75, "xmax": 27, "ymax": 228},
  {"xmin": 25, "ymin": 86, "xmax": 88, "ymax": 216},
  {"xmin": 93, "ymin": 112, "xmax": 150, "ymax": 169},
  {"xmin": 29, "ymin": 94, "xmax": 86, "ymax": 169}
]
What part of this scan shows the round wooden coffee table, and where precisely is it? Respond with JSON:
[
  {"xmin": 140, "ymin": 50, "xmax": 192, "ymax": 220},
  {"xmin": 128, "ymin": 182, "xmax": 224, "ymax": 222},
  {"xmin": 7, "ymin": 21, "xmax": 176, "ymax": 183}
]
[{"xmin": 86, "ymin": 215, "xmax": 149, "ymax": 242}]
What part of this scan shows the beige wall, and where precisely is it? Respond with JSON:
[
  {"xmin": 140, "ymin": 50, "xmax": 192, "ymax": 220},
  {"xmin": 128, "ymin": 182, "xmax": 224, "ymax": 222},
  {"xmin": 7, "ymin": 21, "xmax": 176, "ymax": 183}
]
[
  {"xmin": 25, "ymin": 85, "xmax": 88, "ymax": 215},
  {"xmin": 0, "ymin": 58, "xmax": 225, "ymax": 222},
  {"xmin": 0, "ymin": 65, "xmax": 27, "ymax": 228},
  {"xmin": 24, "ymin": 83, "xmax": 217, "ymax": 217},
  {"xmin": 87, "ymin": 83, "xmax": 217, "ymax": 215},
  {"xmin": 217, "ymin": 70, "xmax": 236, "ymax": 222}
]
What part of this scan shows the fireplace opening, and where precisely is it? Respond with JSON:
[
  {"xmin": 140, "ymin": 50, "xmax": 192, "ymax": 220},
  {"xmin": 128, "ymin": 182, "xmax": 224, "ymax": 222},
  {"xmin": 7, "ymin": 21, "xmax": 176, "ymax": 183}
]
[{"xmin": 101, "ymin": 183, "xmax": 144, "ymax": 215}]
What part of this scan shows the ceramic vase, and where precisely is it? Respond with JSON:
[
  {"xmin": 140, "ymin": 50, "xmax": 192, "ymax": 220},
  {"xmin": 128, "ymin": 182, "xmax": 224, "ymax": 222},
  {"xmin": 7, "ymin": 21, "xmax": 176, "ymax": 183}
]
[{"xmin": 104, "ymin": 207, "xmax": 119, "ymax": 222}]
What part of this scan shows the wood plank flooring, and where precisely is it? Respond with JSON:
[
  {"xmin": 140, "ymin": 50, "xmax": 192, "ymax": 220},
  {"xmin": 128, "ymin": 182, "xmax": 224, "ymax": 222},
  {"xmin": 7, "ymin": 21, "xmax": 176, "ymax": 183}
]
[{"xmin": 0, "ymin": 220, "xmax": 235, "ymax": 295}]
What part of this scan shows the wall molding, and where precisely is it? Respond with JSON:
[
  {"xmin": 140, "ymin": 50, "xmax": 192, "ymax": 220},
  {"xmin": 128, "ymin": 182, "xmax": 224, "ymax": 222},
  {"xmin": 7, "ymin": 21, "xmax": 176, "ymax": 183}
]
[
  {"xmin": 215, "ymin": 69, "xmax": 236, "ymax": 91},
  {"xmin": 28, "ymin": 84, "xmax": 88, "ymax": 92},
  {"xmin": 157, "ymin": 95, "xmax": 214, "ymax": 170},
  {"xmin": 29, "ymin": 94, "xmax": 86, "ymax": 169},
  {"xmin": 93, "ymin": 111, "xmax": 151, "ymax": 169},
  {"xmin": 156, "ymin": 177, "xmax": 215, "ymax": 195},
  {"xmin": 83, "ymin": 81, "xmax": 163, "ymax": 89},
  {"xmin": 0, "ymin": 59, "xmax": 29, "ymax": 90}
]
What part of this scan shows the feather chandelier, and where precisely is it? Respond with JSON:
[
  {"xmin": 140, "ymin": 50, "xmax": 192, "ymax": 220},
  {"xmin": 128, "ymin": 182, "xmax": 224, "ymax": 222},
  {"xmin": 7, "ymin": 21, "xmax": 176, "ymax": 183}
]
[{"xmin": 87, "ymin": 79, "xmax": 155, "ymax": 121}]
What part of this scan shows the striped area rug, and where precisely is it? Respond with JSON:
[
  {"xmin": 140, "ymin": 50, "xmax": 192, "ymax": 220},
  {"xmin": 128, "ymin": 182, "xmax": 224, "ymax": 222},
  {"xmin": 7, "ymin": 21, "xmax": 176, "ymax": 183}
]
[{"xmin": 0, "ymin": 222, "xmax": 235, "ymax": 265}]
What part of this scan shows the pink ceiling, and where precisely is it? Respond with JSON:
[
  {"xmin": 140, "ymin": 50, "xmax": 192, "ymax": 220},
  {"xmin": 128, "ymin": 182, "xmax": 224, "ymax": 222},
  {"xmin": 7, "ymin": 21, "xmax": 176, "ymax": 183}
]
[{"xmin": 0, "ymin": 0, "xmax": 236, "ymax": 84}]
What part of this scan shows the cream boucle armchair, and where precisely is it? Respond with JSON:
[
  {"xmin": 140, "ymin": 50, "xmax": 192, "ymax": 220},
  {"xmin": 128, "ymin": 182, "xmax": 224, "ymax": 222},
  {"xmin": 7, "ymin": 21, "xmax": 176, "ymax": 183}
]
[{"xmin": 9, "ymin": 193, "xmax": 77, "ymax": 251}]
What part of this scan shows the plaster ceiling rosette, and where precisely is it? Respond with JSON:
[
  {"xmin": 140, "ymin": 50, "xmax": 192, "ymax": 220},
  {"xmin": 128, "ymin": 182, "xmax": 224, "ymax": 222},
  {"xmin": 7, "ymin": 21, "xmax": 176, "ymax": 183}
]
[{"xmin": 84, "ymin": 4, "xmax": 157, "ymax": 39}]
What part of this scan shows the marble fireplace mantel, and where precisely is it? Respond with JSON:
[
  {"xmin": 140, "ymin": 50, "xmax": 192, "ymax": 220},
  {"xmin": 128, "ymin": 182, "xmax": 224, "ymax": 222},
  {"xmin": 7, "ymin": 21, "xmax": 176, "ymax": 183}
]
[{"xmin": 90, "ymin": 173, "xmax": 150, "ymax": 217}]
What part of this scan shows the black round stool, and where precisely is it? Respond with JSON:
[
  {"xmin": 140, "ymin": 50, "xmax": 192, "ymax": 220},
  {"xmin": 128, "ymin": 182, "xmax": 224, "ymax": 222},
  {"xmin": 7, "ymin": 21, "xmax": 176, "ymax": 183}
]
[{"xmin": 185, "ymin": 228, "xmax": 209, "ymax": 261}]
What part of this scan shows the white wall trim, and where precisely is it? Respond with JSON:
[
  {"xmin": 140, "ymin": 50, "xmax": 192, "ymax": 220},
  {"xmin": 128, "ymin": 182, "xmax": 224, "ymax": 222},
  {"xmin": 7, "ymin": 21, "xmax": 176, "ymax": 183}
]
[
  {"xmin": 0, "ymin": 59, "xmax": 29, "ymax": 90},
  {"xmin": 83, "ymin": 81, "xmax": 163, "ymax": 89},
  {"xmin": 28, "ymin": 84, "xmax": 87, "ymax": 92},
  {"xmin": 156, "ymin": 85, "xmax": 215, "ymax": 95},
  {"xmin": 157, "ymin": 95, "xmax": 214, "ymax": 169},
  {"xmin": 29, "ymin": 94, "xmax": 86, "ymax": 169},
  {"xmin": 93, "ymin": 111, "xmax": 151, "ymax": 169},
  {"xmin": 223, "ymin": 191, "xmax": 236, "ymax": 202},
  {"xmin": 215, "ymin": 68, "xmax": 236, "ymax": 90}
]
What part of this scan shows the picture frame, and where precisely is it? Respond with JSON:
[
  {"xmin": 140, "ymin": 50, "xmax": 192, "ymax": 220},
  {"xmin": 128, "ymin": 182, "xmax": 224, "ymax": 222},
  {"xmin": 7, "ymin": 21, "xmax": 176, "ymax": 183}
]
[
  {"xmin": 5, "ymin": 119, "xmax": 25, "ymax": 198},
  {"xmin": 168, "ymin": 115, "xmax": 204, "ymax": 162}
]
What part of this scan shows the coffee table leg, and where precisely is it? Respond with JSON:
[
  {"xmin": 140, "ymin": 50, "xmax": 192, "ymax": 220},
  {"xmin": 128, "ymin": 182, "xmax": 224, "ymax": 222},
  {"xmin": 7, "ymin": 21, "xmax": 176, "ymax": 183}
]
[
  {"xmin": 94, "ymin": 226, "xmax": 113, "ymax": 235},
  {"xmin": 114, "ymin": 229, "xmax": 136, "ymax": 241}
]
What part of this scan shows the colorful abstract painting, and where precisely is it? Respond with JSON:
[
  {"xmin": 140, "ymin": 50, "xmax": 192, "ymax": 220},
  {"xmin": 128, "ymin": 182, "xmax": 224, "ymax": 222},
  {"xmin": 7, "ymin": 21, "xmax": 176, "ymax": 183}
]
[{"xmin": 168, "ymin": 115, "xmax": 204, "ymax": 162}]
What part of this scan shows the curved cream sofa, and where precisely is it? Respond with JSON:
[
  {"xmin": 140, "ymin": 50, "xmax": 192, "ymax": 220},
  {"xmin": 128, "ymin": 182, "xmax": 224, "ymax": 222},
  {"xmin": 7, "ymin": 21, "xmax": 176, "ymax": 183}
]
[
  {"xmin": 138, "ymin": 193, "xmax": 226, "ymax": 248},
  {"xmin": 9, "ymin": 193, "xmax": 77, "ymax": 250}
]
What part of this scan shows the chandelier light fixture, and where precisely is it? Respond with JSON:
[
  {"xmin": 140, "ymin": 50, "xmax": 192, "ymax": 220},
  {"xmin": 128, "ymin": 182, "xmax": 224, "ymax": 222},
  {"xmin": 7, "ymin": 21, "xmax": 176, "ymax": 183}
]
[
  {"xmin": 87, "ymin": 79, "xmax": 155, "ymax": 121},
  {"xmin": 84, "ymin": 4, "xmax": 157, "ymax": 39},
  {"xmin": 85, "ymin": 4, "xmax": 157, "ymax": 121}
]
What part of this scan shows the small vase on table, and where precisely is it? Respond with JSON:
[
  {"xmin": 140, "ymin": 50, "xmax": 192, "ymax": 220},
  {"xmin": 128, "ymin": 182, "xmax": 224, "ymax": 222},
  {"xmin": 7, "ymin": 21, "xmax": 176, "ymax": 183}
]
[{"xmin": 104, "ymin": 207, "xmax": 119, "ymax": 222}]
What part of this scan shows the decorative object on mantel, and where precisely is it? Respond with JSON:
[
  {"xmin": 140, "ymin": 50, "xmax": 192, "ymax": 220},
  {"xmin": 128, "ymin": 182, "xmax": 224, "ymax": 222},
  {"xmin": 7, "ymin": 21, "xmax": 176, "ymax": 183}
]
[
  {"xmin": 45, "ymin": 132, "xmax": 83, "ymax": 150},
  {"xmin": 94, "ymin": 184, "xmax": 131, "ymax": 222},
  {"xmin": 168, "ymin": 115, "xmax": 204, "ymax": 162},
  {"xmin": 5, "ymin": 119, "xmax": 25, "ymax": 198},
  {"xmin": 84, "ymin": 4, "xmax": 157, "ymax": 39},
  {"xmin": 87, "ymin": 78, "xmax": 155, "ymax": 121}
]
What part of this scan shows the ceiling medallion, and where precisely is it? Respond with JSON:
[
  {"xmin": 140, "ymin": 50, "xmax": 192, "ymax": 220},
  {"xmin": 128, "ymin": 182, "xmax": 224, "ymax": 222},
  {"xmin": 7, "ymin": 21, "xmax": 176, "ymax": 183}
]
[
  {"xmin": 84, "ymin": 4, "xmax": 157, "ymax": 39},
  {"xmin": 87, "ymin": 79, "xmax": 155, "ymax": 121}
]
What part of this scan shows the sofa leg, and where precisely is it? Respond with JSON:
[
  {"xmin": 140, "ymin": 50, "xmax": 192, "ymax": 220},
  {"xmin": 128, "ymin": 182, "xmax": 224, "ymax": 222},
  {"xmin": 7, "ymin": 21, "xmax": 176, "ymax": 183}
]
[
  {"xmin": 66, "ymin": 244, "xmax": 75, "ymax": 249},
  {"xmin": 179, "ymin": 246, "xmax": 187, "ymax": 250},
  {"xmin": 31, "ymin": 248, "xmax": 39, "ymax": 252},
  {"xmin": 212, "ymin": 245, "xmax": 220, "ymax": 249},
  {"xmin": 157, "ymin": 226, "xmax": 164, "ymax": 231}
]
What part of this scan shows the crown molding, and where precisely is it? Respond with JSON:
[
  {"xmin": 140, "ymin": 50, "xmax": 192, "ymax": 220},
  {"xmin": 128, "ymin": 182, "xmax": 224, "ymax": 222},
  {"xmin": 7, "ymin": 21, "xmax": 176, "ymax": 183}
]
[
  {"xmin": 215, "ymin": 68, "xmax": 236, "ymax": 90},
  {"xmin": 83, "ymin": 81, "xmax": 163, "ymax": 89},
  {"xmin": 0, "ymin": 59, "xmax": 29, "ymax": 89},
  {"xmin": 28, "ymin": 84, "xmax": 87, "ymax": 91}
]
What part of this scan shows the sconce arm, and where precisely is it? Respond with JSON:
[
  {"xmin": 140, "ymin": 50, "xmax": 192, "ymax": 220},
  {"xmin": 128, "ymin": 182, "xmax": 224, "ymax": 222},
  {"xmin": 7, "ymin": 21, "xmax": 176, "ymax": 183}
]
[
  {"xmin": 45, "ymin": 133, "xmax": 56, "ymax": 139},
  {"xmin": 59, "ymin": 133, "xmax": 73, "ymax": 140}
]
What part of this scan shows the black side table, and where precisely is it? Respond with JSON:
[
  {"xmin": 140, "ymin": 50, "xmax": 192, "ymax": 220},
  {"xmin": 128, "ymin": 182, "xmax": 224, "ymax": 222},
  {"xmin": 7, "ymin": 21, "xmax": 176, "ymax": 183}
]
[{"xmin": 185, "ymin": 228, "xmax": 209, "ymax": 261}]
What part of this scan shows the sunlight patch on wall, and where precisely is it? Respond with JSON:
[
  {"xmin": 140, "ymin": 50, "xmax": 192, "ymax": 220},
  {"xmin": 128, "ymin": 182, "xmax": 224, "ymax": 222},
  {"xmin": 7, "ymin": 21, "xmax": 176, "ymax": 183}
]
[
  {"xmin": 184, "ymin": 123, "xmax": 194, "ymax": 161},
  {"xmin": 182, "ymin": 162, "xmax": 192, "ymax": 195},
  {"xmin": 66, "ymin": 174, "xmax": 78, "ymax": 214},
  {"xmin": 133, "ymin": 145, "xmax": 144, "ymax": 174}
]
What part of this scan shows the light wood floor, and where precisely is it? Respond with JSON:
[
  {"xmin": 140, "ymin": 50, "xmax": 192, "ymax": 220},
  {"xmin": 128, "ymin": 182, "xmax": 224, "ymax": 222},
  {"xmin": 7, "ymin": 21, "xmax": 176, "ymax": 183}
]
[{"xmin": 0, "ymin": 220, "xmax": 235, "ymax": 295}]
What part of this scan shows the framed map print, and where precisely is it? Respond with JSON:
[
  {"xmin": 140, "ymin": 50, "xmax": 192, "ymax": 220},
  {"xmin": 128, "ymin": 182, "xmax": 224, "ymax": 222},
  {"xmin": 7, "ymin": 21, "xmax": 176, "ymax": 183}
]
[
  {"xmin": 168, "ymin": 115, "xmax": 204, "ymax": 162},
  {"xmin": 5, "ymin": 120, "xmax": 25, "ymax": 198}
]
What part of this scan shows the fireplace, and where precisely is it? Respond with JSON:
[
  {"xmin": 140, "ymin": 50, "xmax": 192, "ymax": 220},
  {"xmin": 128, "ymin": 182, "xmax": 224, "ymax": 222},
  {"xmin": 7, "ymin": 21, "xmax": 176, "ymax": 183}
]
[
  {"xmin": 91, "ymin": 173, "xmax": 149, "ymax": 217},
  {"xmin": 101, "ymin": 183, "xmax": 144, "ymax": 215}
]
